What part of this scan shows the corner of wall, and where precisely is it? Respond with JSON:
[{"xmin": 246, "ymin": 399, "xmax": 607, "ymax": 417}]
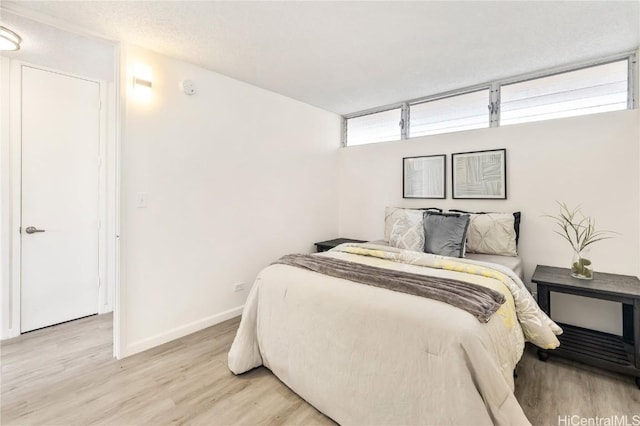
[{"xmin": 0, "ymin": 56, "xmax": 12, "ymax": 339}]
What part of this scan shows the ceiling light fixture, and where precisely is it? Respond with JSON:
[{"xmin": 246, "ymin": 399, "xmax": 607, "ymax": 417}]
[{"xmin": 0, "ymin": 26, "xmax": 21, "ymax": 51}]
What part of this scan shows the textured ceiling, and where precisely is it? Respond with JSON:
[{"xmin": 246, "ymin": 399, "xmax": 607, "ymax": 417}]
[
  {"xmin": 2, "ymin": 1, "xmax": 639, "ymax": 115},
  {"xmin": 0, "ymin": 10, "xmax": 115, "ymax": 82}
]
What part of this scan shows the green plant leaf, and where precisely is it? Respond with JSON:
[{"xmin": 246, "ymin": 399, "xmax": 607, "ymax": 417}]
[{"xmin": 544, "ymin": 202, "xmax": 617, "ymax": 254}]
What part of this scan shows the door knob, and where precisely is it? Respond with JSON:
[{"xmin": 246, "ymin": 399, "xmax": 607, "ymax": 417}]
[{"xmin": 25, "ymin": 226, "xmax": 45, "ymax": 234}]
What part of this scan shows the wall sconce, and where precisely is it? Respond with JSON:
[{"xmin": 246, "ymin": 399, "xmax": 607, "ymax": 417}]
[
  {"xmin": 0, "ymin": 26, "xmax": 22, "ymax": 51},
  {"xmin": 132, "ymin": 64, "xmax": 152, "ymax": 102},
  {"xmin": 133, "ymin": 76, "xmax": 152, "ymax": 90}
]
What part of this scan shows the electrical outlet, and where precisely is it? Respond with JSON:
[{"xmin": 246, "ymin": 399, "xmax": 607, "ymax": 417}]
[{"xmin": 233, "ymin": 283, "xmax": 246, "ymax": 292}]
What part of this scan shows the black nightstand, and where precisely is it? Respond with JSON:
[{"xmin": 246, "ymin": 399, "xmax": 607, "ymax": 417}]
[
  {"xmin": 531, "ymin": 265, "xmax": 640, "ymax": 388},
  {"xmin": 314, "ymin": 238, "xmax": 367, "ymax": 253}
]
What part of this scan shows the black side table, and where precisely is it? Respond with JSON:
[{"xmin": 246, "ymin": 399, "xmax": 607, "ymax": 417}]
[
  {"xmin": 531, "ymin": 265, "xmax": 640, "ymax": 389},
  {"xmin": 314, "ymin": 238, "xmax": 367, "ymax": 253}
]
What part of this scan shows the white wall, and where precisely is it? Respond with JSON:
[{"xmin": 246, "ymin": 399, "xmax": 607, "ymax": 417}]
[
  {"xmin": 119, "ymin": 45, "xmax": 341, "ymax": 356},
  {"xmin": 0, "ymin": 57, "xmax": 11, "ymax": 339},
  {"xmin": 338, "ymin": 110, "xmax": 640, "ymax": 335},
  {"xmin": 0, "ymin": 13, "xmax": 116, "ymax": 339}
]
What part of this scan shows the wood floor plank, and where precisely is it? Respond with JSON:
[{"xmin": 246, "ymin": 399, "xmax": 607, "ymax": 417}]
[
  {"xmin": 514, "ymin": 345, "xmax": 639, "ymax": 425},
  {"xmin": 2, "ymin": 314, "xmax": 638, "ymax": 425}
]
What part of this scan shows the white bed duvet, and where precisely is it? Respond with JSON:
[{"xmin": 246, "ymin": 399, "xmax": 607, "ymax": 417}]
[{"xmin": 228, "ymin": 243, "xmax": 561, "ymax": 425}]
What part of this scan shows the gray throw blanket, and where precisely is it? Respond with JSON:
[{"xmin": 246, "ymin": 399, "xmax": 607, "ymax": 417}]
[{"xmin": 273, "ymin": 254, "xmax": 506, "ymax": 323}]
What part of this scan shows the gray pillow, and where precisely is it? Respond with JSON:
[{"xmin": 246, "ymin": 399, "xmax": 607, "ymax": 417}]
[{"xmin": 423, "ymin": 211, "xmax": 470, "ymax": 258}]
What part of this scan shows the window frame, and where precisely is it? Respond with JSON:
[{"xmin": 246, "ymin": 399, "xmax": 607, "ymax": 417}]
[
  {"xmin": 407, "ymin": 86, "xmax": 492, "ymax": 138},
  {"xmin": 342, "ymin": 51, "xmax": 637, "ymax": 147},
  {"xmin": 497, "ymin": 54, "xmax": 634, "ymax": 126},
  {"xmin": 343, "ymin": 104, "xmax": 405, "ymax": 147}
]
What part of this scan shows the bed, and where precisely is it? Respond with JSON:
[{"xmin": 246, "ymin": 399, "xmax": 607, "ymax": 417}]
[
  {"xmin": 466, "ymin": 253, "xmax": 524, "ymax": 280},
  {"xmin": 228, "ymin": 242, "xmax": 561, "ymax": 425},
  {"xmin": 370, "ymin": 239, "xmax": 525, "ymax": 280}
]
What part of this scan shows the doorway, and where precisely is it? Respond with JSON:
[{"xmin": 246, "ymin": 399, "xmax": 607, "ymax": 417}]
[
  {"xmin": 6, "ymin": 60, "xmax": 115, "ymax": 339},
  {"xmin": 20, "ymin": 66, "xmax": 101, "ymax": 332}
]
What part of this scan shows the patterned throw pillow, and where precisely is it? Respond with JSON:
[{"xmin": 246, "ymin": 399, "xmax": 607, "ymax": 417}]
[
  {"xmin": 466, "ymin": 213, "xmax": 517, "ymax": 256},
  {"xmin": 384, "ymin": 207, "xmax": 441, "ymax": 242},
  {"xmin": 389, "ymin": 216, "xmax": 425, "ymax": 252},
  {"xmin": 450, "ymin": 210, "xmax": 521, "ymax": 245}
]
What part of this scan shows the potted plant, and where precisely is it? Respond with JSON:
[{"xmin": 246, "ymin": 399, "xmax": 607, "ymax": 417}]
[{"xmin": 545, "ymin": 203, "xmax": 616, "ymax": 280}]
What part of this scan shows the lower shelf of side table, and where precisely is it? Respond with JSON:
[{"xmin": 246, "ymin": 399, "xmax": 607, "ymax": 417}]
[{"xmin": 539, "ymin": 323, "xmax": 639, "ymax": 379}]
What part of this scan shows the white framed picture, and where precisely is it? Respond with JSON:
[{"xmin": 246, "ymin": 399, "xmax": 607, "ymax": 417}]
[
  {"xmin": 403, "ymin": 155, "xmax": 446, "ymax": 199},
  {"xmin": 452, "ymin": 149, "xmax": 506, "ymax": 199}
]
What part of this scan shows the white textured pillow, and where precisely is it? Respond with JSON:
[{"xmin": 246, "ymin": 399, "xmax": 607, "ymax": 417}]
[
  {"xmin": 384, "ymin": 207, "xmax": 438, "ymax": 242},
  {"xmin": 466, "ymin": 213, "xmax": 517, "ymax": 256},
  {"xmin": 389, "ymin": 216, "xmax": 425, "ymax": 252}
]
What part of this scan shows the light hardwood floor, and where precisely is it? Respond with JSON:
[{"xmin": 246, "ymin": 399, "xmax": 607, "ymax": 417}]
[{"xmin": 1, "ymin": 313, "xmax": 638, "ymax": 425}]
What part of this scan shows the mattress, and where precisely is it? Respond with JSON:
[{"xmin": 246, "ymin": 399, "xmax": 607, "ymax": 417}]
[{"xmin": 465, "ymin": 253, "xmax": 524, "ymax": 280}]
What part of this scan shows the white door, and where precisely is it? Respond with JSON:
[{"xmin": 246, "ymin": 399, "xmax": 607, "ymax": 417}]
[{"xmin": 21, "ymin": 66, "xmax": 100, "ymax": 332}]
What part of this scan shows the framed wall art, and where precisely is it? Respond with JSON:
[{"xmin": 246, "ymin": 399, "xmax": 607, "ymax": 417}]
[
  {"xmin": 452, "ymin": 149, "xmax": 506, "ymax": 199},
  {"xmin": 403, "ymin": 155, "xmax": 446, "ymax": 199}
]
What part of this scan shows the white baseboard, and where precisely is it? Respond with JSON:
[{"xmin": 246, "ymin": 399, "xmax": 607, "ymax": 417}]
[
  {"xmin": 1, "ymin": 327, "xmax": 21, "ymax": 340},
  {"xmin": 123, "ymin": 305, "xmax": 243, "ymax": 358},
  {"xmin": 98, "ymin": 304, "xmax": 113, "ymax": 315}
]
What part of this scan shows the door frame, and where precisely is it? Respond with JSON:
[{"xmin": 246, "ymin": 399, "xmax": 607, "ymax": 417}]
[{"xmin": 7, "ymin": 60, "xmax": 116, "ymax": 337}]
